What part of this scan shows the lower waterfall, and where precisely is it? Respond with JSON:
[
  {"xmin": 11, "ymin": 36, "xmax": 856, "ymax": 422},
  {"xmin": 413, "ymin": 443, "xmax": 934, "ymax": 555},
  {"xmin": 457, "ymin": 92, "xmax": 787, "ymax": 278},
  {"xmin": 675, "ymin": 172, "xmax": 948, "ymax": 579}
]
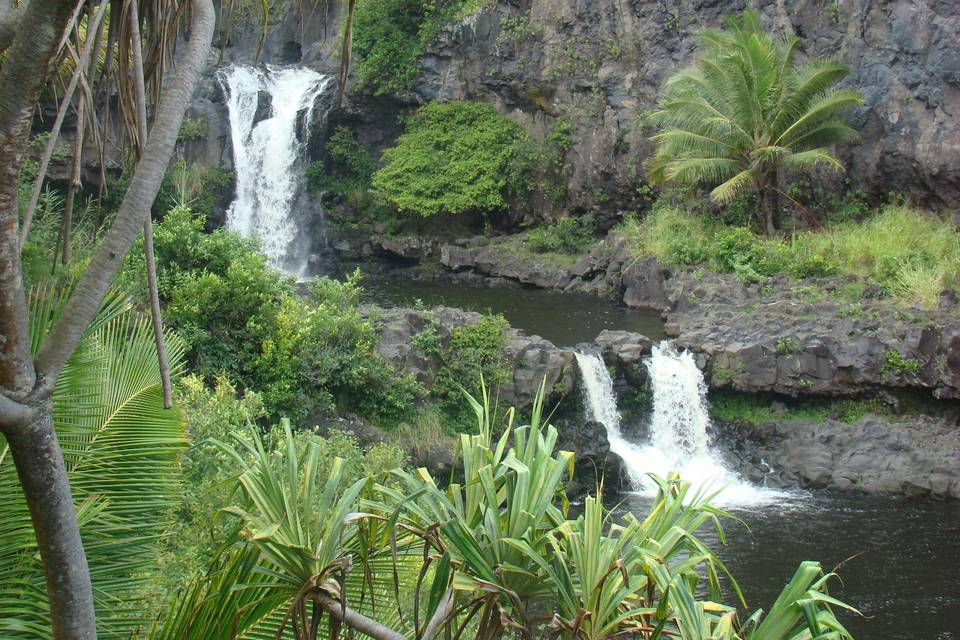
[
  {"xmin": 219, "ymin": 65, "xmax": 333, "ymax": 276},
  {"xmin": 575, "ymin": 343, "xmax": 786, "ymax": 506}
]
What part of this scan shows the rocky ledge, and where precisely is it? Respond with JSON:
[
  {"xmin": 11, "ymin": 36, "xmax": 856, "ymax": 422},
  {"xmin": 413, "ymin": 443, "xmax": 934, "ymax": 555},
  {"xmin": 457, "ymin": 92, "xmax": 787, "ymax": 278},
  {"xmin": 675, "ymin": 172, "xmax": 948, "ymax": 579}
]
[
  {"xmin": 430, "ymin": 232, "xmax": 960, "ymax": 400},
  {"xmin": 720, "ymin": 413, "xmax": 960, "ymax": 499}
]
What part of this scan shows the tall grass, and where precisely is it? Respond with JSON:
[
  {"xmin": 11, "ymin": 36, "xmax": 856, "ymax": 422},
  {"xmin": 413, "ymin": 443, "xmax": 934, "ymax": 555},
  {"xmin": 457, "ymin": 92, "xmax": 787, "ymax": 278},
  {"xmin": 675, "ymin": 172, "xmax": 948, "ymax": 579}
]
[{"xmin": 621, "ymin": 204, "xmax": 960, "ymax": 309}]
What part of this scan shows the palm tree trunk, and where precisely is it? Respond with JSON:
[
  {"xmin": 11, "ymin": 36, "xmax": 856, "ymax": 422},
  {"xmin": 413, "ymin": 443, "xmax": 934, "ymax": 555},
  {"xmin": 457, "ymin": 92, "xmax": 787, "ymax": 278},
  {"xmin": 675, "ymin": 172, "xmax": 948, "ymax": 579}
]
[
  {"xmin": 128, "ymin": 0, "xmax": 173, "ymax": 408},
  {"xmin": 760, "ymin": 172, "xmax": 779, "ymax": 236}
]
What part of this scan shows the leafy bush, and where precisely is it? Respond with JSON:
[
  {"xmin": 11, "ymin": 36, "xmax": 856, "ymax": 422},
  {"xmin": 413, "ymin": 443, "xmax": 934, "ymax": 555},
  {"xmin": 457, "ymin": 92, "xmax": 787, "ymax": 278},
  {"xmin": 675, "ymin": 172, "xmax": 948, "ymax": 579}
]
[
  {"xmin": 711, "ymin": 227, "xmax": 786, "ymax": 278},
  {"xmin": 307, "ymin": 125, "xmax": 375, "ymax": 196},
  {"xmin": 121, "ymin": 207, "xmax": 422, "ymax": 426},
  {"xmin": 525, "ymin": 215, "xmax": 595, "ymax": 255},
  {"xmin": 431, "ymin": 314, "xmax": 512, "ymax": 427},
  {"xmin": 150, "ymin": 375, "xmax": 407, "ymax": 612},
  {"xmin": 373, "ymin": 101, "xmax": 532, "ymax": 217},
  {"xmin": 154, "ymin": 160, "xmax": 233, "ymax": 220}
]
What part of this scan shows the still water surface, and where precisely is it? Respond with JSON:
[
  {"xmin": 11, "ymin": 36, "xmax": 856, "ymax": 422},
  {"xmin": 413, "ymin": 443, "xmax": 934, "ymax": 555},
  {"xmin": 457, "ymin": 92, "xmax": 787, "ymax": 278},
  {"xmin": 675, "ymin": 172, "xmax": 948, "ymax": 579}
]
[
  {"xmin": 619, "ymin": 492, "xmax": 960, "ymax": 640},
  {"xmin": 361, "ymin": 275, "xmax": 666, "ymax": 346}
]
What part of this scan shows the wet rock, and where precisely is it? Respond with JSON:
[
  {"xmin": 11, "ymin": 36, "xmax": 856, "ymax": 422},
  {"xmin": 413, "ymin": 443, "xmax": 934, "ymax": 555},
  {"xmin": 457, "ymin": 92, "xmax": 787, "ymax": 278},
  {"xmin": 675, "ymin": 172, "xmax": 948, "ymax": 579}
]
[
  {"xmin": 439, "ymin": 239, "xmax": 573, "ymax": 289},
  {"xmin": 719, "ymin": 414, "xmax": 960, "ymax": 499},
  {"xmin": 554, "ymin": 418, "xmax": 627, "ymax": 496},
  {"xmin": 253, "ymin": 90, "xmax": 272, "ymax": 126}
]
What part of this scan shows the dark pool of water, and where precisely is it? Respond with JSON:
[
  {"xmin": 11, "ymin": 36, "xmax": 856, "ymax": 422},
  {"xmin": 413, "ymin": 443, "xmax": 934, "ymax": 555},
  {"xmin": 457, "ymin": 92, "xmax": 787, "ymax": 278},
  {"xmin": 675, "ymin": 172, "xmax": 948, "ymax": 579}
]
[
  {"xmin": 360, "ymin": 275, "xmax": 665, "ymax": 346},
  {"xmin": 618, "ymin": 492, "xmax": 960, "ymax": 640}
]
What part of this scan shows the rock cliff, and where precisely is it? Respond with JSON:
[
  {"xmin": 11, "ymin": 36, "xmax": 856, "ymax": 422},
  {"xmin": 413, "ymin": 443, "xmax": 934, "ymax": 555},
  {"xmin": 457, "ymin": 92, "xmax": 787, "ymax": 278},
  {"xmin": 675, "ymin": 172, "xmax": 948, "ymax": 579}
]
[{"xmin": 194, "ymin": 0, "xmax": 960, "ymax": 216}]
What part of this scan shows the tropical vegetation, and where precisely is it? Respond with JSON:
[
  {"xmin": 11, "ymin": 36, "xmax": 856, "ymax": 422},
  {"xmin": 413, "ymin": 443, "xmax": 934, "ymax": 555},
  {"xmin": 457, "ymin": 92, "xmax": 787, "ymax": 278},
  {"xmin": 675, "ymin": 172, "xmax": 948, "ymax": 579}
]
[
  {"xmin": 147, "ymin": 382, "xmax": 857, "ymax": 640},
  {"xmin": 644, "ymin": 9, "xmax": 863, "ymax": 234},
  {"xmin": 373, "ymin": 101, "xmax": 532, "ymax": 219},
  {"xmin": 621, "ymin": 200, "xmax": 960, "ymax": 308}
]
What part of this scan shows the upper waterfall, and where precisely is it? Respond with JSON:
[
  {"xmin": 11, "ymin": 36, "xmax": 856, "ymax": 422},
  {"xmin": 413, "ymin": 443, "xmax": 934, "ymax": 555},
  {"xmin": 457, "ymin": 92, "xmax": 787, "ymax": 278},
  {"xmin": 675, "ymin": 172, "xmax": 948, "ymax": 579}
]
[
  {"xmin": 575, "ymin": 343, "xmax": 789, "ymax": 506},
  {"xmin": 218, "ymin": 65, "xmax": 333, "ymax": 276}
]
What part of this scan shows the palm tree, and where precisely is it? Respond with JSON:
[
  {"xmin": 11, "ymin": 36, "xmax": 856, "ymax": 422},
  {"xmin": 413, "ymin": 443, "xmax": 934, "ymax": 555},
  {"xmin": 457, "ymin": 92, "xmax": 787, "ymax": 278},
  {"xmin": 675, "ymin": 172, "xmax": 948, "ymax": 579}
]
[
  {"xmin": 644, "ymin": 9, "xmax": 863, "ymax": 235},
  {"xmin": 0, "ymin": 289, "xmax": 187, "ymax": 638}
]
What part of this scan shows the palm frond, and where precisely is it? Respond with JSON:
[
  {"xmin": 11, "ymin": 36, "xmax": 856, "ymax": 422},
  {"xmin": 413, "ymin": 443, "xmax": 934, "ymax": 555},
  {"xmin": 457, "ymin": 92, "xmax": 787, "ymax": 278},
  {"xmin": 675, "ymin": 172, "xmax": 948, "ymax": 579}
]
[{"xmin": 0, "ymin": 288, "xmax": 187, "ymax": 639}]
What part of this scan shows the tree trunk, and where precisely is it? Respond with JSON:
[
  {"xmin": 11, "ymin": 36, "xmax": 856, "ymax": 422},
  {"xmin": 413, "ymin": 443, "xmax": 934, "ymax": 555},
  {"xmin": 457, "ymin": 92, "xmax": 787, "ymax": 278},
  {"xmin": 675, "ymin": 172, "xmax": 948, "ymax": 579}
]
[
  {"xmin": 128, "ymin": 0, "xmax": 173, "ymax": 408},
  {"xmin": 5, "ymin": 405, "xmax": 97, "ymax": 640},
  {"xmin": 759, "ymin": 172, "xmax": 780, "ymax": 236},
  {"xmin": 0, "ymin": 1, "xmax": 216, "ymax": 638}
]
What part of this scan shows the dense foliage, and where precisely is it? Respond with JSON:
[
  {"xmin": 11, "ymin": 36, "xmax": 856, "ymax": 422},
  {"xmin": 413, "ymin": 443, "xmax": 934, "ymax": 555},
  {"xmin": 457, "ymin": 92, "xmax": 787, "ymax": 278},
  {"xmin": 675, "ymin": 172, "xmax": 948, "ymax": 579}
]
[
  {"xmin": 119, "ymin": 206, "xmax": 421, "ymax": 425},
  {"xmin": 352, "ymin": 0, "xmax": 492, "ymax": 95},
  {"xmin": 644, "ymin": 10, "xmax": 862, "ymax": 233},
  {"xmin": 147, "ymin": 375, "xmax": 407, "ymax": 613},
  {"xmin": 373, "ymin": 101, "xmax": 532, "ymax": 218},
  {"xmin": 145, "ymin": 385, "xmax": 857, "ymax": 640},
  {"xmin": 622, "ymin": 201, "xmax": 960, "ymax": 307},
  {"xmin": 1, "ymin": 290, "xmax": 188, "ymax": 637}
]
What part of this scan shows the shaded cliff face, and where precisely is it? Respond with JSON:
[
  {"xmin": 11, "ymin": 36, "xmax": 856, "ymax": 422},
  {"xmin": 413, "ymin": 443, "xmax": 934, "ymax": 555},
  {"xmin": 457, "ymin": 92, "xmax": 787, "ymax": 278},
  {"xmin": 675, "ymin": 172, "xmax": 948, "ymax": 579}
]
[{"xmin": 194, "ymin": 0, "xmax": 959, "ymax": 217}]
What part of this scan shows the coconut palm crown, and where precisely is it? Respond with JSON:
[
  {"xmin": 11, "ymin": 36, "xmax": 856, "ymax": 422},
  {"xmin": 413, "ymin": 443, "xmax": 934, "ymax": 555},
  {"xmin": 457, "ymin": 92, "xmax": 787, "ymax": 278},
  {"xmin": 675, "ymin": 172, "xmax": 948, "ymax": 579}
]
[{"xmin": 644, "ymin": 9, "xmax": 863, "ymax": 234}]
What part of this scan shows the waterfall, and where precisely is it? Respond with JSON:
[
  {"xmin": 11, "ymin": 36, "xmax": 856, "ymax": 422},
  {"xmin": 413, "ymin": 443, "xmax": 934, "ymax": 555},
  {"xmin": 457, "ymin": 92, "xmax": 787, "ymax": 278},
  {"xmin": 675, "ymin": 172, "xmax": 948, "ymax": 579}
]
[
  {"xmin": 575, "ymin": 343, "xmax": 786, "ymax": 506},
  {"xmin": 219, "ymin": 65, "xmax": 333, "ymax": 276}
]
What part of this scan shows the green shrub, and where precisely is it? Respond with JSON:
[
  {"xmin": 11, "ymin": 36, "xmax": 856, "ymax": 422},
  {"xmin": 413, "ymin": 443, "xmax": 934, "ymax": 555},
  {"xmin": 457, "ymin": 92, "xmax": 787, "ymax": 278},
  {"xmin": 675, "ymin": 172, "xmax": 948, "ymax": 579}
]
[
  {"xmin": 624, "ymin": 202, "xmax": 959, "ymax": 307},
  {"xmin": 881, "ymin": 349, "xmax": 922, "ymax": 376},
  {"xmin": 154, "ymin": 160, "xmax": 233, "ymax": 220},
  {"xmin": 373, "ymin": 101, "xmax": 532, "ymax": 217},
  {"xmin": 307, "ymin": 126, "xmax": 375, "ymax": 196},
  {"xmin": 149, "ymin": 374, "xmax": 407, "ymax": 610},
  {"xmin": 525, "ymin": 215, "xmax": 595, "ymax": 255},
  {"xmin": 431, "ymin": 314, "xmax": 512, "ymax": 428},
  {"xmin": 122, "ymin": 207, "xmax": 422, "ymax": 426}
]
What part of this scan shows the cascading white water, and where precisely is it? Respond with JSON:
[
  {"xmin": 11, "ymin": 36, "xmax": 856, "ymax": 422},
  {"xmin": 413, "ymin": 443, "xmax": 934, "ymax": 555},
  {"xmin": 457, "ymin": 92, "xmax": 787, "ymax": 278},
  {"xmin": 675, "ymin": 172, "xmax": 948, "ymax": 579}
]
[
  {"xmin": 575, "ymin": 343, "xmax": 786, "ymax": 506},
  {"xmin": 219, "ymin": 65, "xmax": 333, "ymax": 275}
]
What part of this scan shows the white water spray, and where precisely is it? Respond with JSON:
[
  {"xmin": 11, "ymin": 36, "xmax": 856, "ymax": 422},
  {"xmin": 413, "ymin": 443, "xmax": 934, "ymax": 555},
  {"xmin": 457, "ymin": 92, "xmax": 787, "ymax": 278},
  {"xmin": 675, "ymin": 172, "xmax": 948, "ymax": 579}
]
[
  {"xmin": 219, "ymin": 65, "xmax": 333, "ymax": 275},
  {"xmin": 575, "ymin": 343, "xmax": 787, "ymax": 506}
]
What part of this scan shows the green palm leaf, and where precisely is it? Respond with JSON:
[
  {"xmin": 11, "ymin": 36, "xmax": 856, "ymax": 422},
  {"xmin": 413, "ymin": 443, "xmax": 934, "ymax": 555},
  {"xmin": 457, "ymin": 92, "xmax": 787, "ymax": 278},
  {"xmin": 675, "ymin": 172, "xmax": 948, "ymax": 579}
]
[{"xmin": 0, "ymin": 289, "xmax": 187, "ymax": 639}]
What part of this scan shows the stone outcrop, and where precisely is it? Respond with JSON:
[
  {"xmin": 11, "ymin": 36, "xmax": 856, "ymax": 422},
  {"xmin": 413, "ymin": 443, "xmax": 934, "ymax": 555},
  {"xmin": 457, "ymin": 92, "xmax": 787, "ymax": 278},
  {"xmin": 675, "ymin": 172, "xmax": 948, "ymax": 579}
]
[
  {"xmin": 371, "ymin": 305, "xmax": 577, "ymax": 410},
  {"xmin": 720, "ymin": 413, "xmax": 960, "ymax": 499}
]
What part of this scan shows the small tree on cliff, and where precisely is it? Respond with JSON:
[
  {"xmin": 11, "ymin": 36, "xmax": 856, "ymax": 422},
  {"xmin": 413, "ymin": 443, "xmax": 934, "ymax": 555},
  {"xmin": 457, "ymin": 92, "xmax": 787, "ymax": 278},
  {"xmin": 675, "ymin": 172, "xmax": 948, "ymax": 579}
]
[{"xmin": 644, "ymin": 9, "xmax": 863, "ymax": 235}]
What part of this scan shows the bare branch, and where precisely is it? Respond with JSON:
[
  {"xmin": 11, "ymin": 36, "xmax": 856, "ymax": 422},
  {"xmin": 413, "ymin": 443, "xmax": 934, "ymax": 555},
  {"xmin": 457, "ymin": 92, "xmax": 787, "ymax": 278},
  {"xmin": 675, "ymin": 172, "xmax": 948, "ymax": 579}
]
[
  {"xmin": 315, "ymin": 594, "xmax": 408, "ymax": 640},
  {"xmin": 128, "ymin": 0, "xmax": 174, "ymax": 409},
  {"xmin": 35, "ymin": 0, "xmax": 217, "ymax": 384}
]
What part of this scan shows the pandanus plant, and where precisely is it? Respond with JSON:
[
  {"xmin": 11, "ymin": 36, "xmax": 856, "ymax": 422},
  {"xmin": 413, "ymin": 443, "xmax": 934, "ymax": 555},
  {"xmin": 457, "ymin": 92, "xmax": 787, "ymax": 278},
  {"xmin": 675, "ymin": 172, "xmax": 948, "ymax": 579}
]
[{"xmin": 153, "ymin": 380, "xmax": 857, "ymax": 639}]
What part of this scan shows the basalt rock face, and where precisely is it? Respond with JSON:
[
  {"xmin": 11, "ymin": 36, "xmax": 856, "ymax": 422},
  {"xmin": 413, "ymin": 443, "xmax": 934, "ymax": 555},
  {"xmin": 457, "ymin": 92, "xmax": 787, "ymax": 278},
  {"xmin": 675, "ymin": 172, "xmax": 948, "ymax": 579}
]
[
  {"xmin": 415, "ymin": 0, "xmax": 960, "ymax": 213},
  {"xmin": 719, "ymin": 413, "xmax": 960, "ymax": 499},
  {"xmin": 193, "ymin": 0, "xmax": 959, "ymax": 217}
]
